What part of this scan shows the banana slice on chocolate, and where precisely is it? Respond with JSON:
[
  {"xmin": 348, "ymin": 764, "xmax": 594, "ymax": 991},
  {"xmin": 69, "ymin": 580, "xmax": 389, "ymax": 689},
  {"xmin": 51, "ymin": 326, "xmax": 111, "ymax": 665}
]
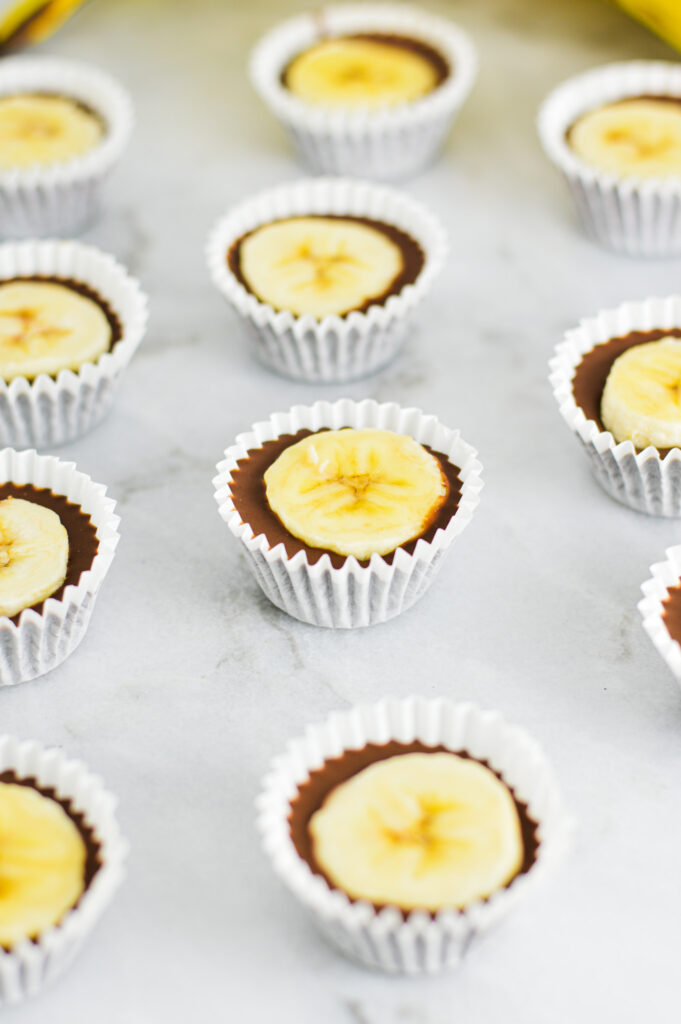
[
  {"xmin": 0, "ymin": 280, "xmax": 112, "ymax": 381},
  {"xmin": 284, "ymin": 36, "xmax": 441, "ymax": 110},
  {"xmin": 569, "ymin": 98, "xmax": 681, "ymax": 179},
  {"xmin": 0, "ymin": 93, "xmax": 104, "ymax": 170},
  {"xmin": 601, "ymin": 336, "xmax": 681, "ymax": 448},
  {"xmin": 0, "ymin": 497, "xmax": 68, "ymax": 617},
  {"xmin": 0, "ymin": 781, "xmax": 86, "ymax": 947},
  {"xmin": 264, "ymin": 428, "xmax": 448, "ymax": 560},
  {"xmin": 236, "ymin": 216, "xmax": 406, "ymax": 320},
  {"xmin": 309, "ymin": 752, "xmax": 524, "ymax": 911}
]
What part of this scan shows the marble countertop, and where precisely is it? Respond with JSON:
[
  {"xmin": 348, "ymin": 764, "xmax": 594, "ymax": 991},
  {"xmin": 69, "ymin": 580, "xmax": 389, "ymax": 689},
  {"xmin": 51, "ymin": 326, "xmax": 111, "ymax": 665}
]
[{"xmin": 4, "ymin": 0, "xmax": 681, "ymax": 1020}]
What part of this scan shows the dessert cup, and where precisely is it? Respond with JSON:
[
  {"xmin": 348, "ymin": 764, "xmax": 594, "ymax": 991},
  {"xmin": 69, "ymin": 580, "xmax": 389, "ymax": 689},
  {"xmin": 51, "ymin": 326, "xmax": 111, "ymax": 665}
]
[
  {"xmin": 639, "ymin": 544, "xmax": 681, "ymax": 683},
  {"xmin": 257, "ymin": 696, "xmax": 571, "ymax": 974},
  {"xmin": 0, "ymin": 238, "xmax": 148, "ymax": 448},
  {"xmin": 214, "ymin": 398, "xmax": 483, "ymax": 628},
  {"xmin": 538, "ymin": 61, "xmax": 681, "ymax": 257},
  {"xmin": 250, "ymin": 3, "xmax": 477, "ymax": 179},
  {"xmin": 0, "ymin": 734, "xmax": 127, "ymax": 1005},
  {"xmin": 550, "ymin": 294, "xmax": 681, "ymax": 515},
  {"xmin": 206, "ymin": 177, "xmax": 446, "ymax": 383},
  {"xmin": 0, "ymin": 447, "xmax": 120, "ymax": 687},
  {"xmin": 0, "ymin": 57, "xmax": 133, "ymax": 238}
]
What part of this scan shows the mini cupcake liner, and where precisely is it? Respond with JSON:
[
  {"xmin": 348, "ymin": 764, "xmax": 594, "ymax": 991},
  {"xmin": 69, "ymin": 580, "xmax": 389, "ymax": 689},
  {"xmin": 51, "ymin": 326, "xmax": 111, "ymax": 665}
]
[
  {"xmin": 257, "ymin": 697, "xmax": 572, "ymax": 975},
  {"xmin": 250, "ymin": 4, "xmax": 477, "ymax": 180},
  {"xmin": 550, "ymin": 295, "xmax": 681, "ymax": 516},
  {"xmin": 206, "ymin": 178, "xmax": 447, "ymax": 383},
  {"xmin": 214, "ymin": 398, "xmax": 483, "ymax": 628},
  {"xmin": 0, "ymin": 57, "xmax": 133, "ymax": 238},
  {"xmin": 639, "ymin": 545, "xmax": 681, "ymax": 683},
  {"xmin": 0, "ymin": 734, "xmax": 127, "ymax": 1005},
  {"xmin": 537, "ymin": 61, "xmax": 681, "ymax": 257},
  {"xmin": 0, "ymin": 447, "xmax": 120, "ymax": 687},
  {"xmin": 0, "ymin": 239, "xmax": 148, "ymax": 448}
]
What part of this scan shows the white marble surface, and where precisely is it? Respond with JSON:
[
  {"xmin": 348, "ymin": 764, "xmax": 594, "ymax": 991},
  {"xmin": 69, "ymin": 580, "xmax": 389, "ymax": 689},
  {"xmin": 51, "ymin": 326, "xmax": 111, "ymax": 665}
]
[{"xmin": 3, "ymin": 0, "xmax": 681, "ymax": 1020}]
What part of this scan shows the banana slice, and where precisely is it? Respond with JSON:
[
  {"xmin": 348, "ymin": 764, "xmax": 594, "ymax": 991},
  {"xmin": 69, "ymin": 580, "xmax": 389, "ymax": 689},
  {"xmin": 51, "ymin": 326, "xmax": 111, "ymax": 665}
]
[
  {"xmin": 237, "ymin": 217, "xmax": 406, "ymax": 319},
  {"xmin": 0, "ymin": 781, "xmax": 86, "ymax": 947},
  {"xmin": 0, "ymin": 280, "xmax": 112, "ymax": 381},
  {"xmin": 264, "ymin": 428, "xmax": 448, "ymax": 560},
  {"xmin": 569, "ymin": 98, "xmax": 681, "ymax": 179},
  {"xmin": 284, "ymin": 36, "xmax": 441, "ymax": 110},
  {"xmin": 0, "ymin": 497, "xmax": 68, "ymax": 617},
  {"xmin": 600, "ymin": 337, "xmax": 681, "ymax": 448},
  {"xmin": 309, "ymin": 752, "xmax": 524, "ymax": 911},
  {"xmin": 0, "ymin": 93, "xmax": 104, "ymax": 170}
]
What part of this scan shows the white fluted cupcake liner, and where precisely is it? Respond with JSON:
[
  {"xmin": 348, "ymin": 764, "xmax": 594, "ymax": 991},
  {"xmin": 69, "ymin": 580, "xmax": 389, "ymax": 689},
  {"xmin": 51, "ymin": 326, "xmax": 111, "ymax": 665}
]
[
  {"xmin": 639, "ymin": 545, "xmax": 681, "ymax": 683},
  {"xmin": 538, "ymin": 61, "xmax": 681, "ymax": 257},
  {"xmin": 550, "ymin": 295, "xmax": 681, "ymax": 516},
  {"xmin": 0, "ymin": 239, "xmax": 148, "ymax": 448},
  {"xmin": 0, "ymin": 735, "xmax": 127, "ymax": 1005},
  {"xmin": 250, "ymin": 4, "xmax": 477, "ymax": 180},
  {"xmin": 257, "ymin": 697, "xmax": 572, "ymax": 975},
  {"xmin": 214, "ymin": 399, "xmax": 483, "ymax": 628},
  {"xmin": 0, "ymin": 57, "xmax": 133, "ymax": 238},
  {"xmin": 0, "ymin": 448, "xmax": 120, "ymax": 686},
  {"xmin": 206, "ymin": 178, "xmax": 447, "ymax": 383}
]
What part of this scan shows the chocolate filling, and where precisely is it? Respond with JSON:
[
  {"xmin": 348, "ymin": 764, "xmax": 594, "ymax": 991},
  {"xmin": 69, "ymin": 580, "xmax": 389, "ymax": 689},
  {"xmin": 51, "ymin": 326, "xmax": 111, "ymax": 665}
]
[
  {"xmin": 0, "ymin": 770, "xmax": 102, "ymax": 949},
  {"xmin": 566, "ymin": 95, "xmax": 681, "ymax": 148},
  {"xmin": 0, "ymin": 483, "xmax": 99, "ymax": 623},
  {"xmin": 288, "ymin": 741, "xmax": 539, "ymax": 915},
  {"xmin": 571, "ymin": 328, "xmax": 681, "ymax": 457},
  {"xmin": 0, "ymin": 276, "xmax": 121, "ymax": 382},
  {"xmin": 663, "ymin": 583, "xmax": 681, "ymax": 644},
  {"xmin": 281, "ymin": 32, "xmax": 450, "ymax": 91},
  {"xmin": 228, "ymin": 427, "xmax": 463, "ymax": 569},
  {"xmin": 227, "ymin": 215, "xmax": 425, "ymax": 317}
]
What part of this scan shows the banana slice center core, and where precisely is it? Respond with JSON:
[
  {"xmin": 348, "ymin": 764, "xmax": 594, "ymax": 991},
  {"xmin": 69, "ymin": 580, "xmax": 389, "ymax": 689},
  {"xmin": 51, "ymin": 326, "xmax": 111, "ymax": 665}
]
[
  {"xmin": 236, "ymin": 216, "xmax": 409, "ymax": 319},
  {"xmin": 0, "ymin": 280, "xmax": 112, "ymax": 381},
  {"xmin": 0, "ymin": 93, "xmax": 104, "ymax": 170},
  {"xmin": 308, "ymin": 753, "xmax": 524, "ymax": 911},
  {"xmin": 600, "ymin": 336, "xmax": 681, "ymax": 449},
  {"xmin": 569, "ymin": 98, "xmax": 681, "ymax": 179},
  {"xmin": 283, "ymin": 36, "xmax": 443, "ymax": 110},
  {"xmin": 264, "ymin": 428, "xmax": 449, "ymax": 561},
  {"xmin": 0, "ymin": 781, "xmax": 87, "ymax": 947},
  {"xmin": 0, "ymin": 497, "xmax": 68, "ymax": 618}
]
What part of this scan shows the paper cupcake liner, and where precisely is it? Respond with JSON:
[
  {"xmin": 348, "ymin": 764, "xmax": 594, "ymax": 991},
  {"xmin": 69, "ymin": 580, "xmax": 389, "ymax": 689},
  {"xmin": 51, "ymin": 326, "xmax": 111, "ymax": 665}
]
[
  {"xmin": 0, "ymin": 57, "xmax": 133, "ymax": 238},
  {"xmin": 214, "ymin": 398, "xmax": 483, "ymax": 628},
  {"xmin": 538, "ymin": 61, "xmax": 681, "ymax": 257},
  {"xmin": 206, "ymin": 178, "xmax": 447, "ymax": 383},
  {"xmin": 0, "ymin": 448, "xmax": 120, "ymax": 687},
  {"xmin": 550, "ymin": 295, "xmax": 681, "ymax": 516},
  {"xmin": 0, "ymin": 239, "xmax": 148, "ymax": 448},
  {"xmin": 250, "ymin": 4, "xmax": 477, "ymax": 180},
  {"xmin": 639, "ymin": 545, "xmax": 681, "ymax": 683},
  {"xmin": 257, "ymin": 697, "xmax": 572, "ymax": 975},
  {"xmin": 0, "ymin": 735, "xmax": 127, "ymax": 1005}
]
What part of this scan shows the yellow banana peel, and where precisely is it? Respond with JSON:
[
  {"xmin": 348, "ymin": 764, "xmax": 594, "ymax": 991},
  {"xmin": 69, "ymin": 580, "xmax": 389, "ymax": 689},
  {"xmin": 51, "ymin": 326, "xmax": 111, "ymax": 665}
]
[
  {"xmin": 0, "ymin": 0, "xmax": 88, "ymax": 52},
  {"xmin": 615, "ymin": 0, "xmax": 681, "ymax": 52}
]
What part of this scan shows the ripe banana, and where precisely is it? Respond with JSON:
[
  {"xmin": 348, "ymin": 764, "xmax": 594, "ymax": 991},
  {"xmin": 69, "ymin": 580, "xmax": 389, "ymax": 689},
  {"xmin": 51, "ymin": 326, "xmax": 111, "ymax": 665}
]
[
  {"xmin": 569, "ymin": 98, "xmax": 681, "ymax": 179},
  {"xmin": 601, "ymin": 337, "xmax": 681, "ymax": 449},
  {"xmin": 284, "ymin": 36, "xmax": 440, "ymax": 110},
  {"xmin": 0, "ymin": 280, "xmax": 111, "ymax": 381},
  {"xmin": 0, "ymin": 1, "xmax": 89, "ymax": 53},
  {"xmin": 0, "ymin": 781, "xmax": 86, "ymax": 947},
  {"xmin": 237, "ymin": 216, "xmax": 405, "ymax": 319},
  {"xmin": 264, "ymin": 428, "xmax": 448, "ymax": 561},
  {"xmin": 309, "ymin": 752, "xmax": 524, "ymax": 911},
  {"xmin": 0, "ymin": 497, "xmax": 68, "ymax": 617},
  {"xmin": 0, "ymin": 93, "xmax": 103, "ymax": 169}
]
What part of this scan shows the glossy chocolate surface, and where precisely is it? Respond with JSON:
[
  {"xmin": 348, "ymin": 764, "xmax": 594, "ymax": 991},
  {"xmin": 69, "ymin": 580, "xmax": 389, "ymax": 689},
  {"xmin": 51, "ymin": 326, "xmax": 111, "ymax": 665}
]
[{"xmin": 228, "ymin": 427, "xmax": 462, "ymax": 569}]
